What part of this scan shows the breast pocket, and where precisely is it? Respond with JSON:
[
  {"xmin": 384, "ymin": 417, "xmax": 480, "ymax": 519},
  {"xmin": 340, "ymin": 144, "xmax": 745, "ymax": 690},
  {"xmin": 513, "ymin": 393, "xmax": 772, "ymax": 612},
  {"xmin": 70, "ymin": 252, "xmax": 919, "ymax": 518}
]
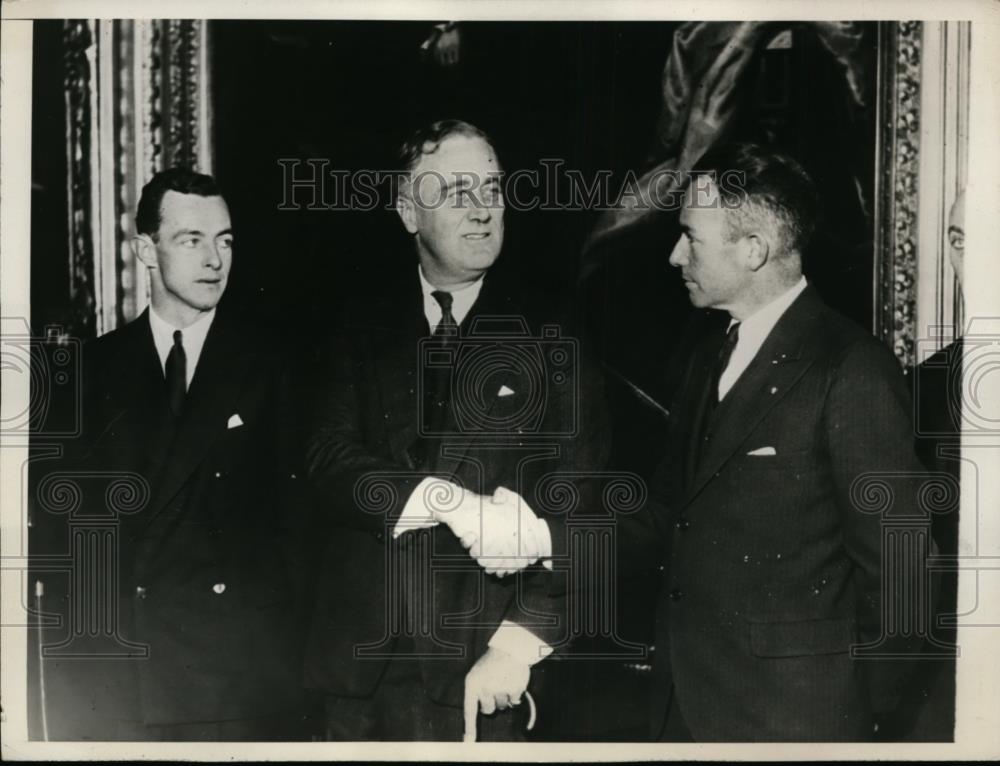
[
  {"xmin": 736, "ymin": 448, "xmax": 821, "ymax": 499},
  {"xmin": 738, "ymin": 448, "xmax": 814, "ymax": 472}
]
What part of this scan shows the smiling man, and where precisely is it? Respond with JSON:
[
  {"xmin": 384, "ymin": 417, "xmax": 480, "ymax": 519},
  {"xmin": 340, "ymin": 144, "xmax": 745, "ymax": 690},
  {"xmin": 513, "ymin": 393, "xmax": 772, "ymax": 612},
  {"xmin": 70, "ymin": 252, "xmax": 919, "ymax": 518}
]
[
  {"xmin": 304, "ymin": 120, "xmax": 607, "ymax": 741},
  {"xmin": 33, "ymin": 168, "xmax": 305, "ymax": 740},
  {"xmin": 624, "ymin": 143, "xmax": 930, "ymax": 741}
]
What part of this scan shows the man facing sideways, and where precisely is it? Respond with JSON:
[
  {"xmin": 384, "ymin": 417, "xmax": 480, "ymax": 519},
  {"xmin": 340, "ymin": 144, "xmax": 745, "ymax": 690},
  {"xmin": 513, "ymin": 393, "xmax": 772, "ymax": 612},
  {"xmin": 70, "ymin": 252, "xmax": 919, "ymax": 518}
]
[
  {"xmin": 303, "ymin": 119, "xmax": 607, "ymax": 741},
  {"xmin": 32, "ymin": 168, "xmax": 305, "ymax": 740},
  {"xmin": 626, "ymin": 143, "xmax": 930, "ymax": 741}
]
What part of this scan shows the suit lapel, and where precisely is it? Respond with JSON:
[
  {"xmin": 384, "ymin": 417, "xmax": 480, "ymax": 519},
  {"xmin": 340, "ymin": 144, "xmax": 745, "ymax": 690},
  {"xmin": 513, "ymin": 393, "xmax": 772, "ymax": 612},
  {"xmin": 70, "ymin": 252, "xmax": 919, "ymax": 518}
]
[
  {"xmin": 145, "ymin": 310, "xmax": 254, "ymax": 517},
  {"xmin": 682, "ymin": 287, "xmax": 825, "ymax": 507},
  {"xmin": 680, "ymin": 316, "xmax": 728, "ymax": 491},
  {"xmin": 93, "ymin": 311, "xmax": 174, "ymax": 478}
]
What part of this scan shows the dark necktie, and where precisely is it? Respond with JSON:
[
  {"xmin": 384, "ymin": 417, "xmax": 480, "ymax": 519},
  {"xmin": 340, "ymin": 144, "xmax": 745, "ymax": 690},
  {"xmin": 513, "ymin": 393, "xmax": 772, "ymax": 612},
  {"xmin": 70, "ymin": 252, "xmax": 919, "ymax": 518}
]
[
  {"xmin": 165, "ymin": 329, "xmax": 187, "ymax": 417},
  {"xmin": 415, "ymin": 291, "xmax": 457, "ymax": 466},
  {"xmin": 431, "ymin": 290, "xmax": 457, "ymax": 341},
  {"xmin": 710, "ymin": 321, "xmax": 741, "ymax": 407}
]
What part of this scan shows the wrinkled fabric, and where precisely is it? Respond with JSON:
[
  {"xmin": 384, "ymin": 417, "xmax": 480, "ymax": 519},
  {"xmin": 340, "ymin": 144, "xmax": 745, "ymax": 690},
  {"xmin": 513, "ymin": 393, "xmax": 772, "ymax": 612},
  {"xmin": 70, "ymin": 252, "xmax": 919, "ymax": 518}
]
[{"xmin": 580, "ymin": 21, "xmax": 871, "ymax": 275}]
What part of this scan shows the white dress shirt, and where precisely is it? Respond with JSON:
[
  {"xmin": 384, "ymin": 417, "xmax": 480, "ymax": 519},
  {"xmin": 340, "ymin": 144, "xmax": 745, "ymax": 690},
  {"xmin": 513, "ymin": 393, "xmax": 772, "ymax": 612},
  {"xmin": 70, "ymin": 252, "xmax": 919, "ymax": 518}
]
[
  {"xmin": 717, "ymin": 277, "xmax": 808, "ymax": 400},
  {"xmin": 417, "ymin": 264, "xmax": 485, "ymax": 331},
  {"xmin": 148, "ymin": 306, "xmax": 216, "ymax": 389}
]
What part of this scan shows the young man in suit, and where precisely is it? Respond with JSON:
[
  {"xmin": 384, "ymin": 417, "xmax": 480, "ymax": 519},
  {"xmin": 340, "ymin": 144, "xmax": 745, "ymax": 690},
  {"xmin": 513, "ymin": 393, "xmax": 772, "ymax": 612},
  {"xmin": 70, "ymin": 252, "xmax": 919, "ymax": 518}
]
[
  {"xmin": 631, "ymin": 143, "xmax": 930, "ymax": 741},
  {"xmin": 304, "ymin": 120, "xmax": 608, "ymax": 741},
  {"xmin": 32, "ymin": 168, "xmax": 305, "ymax": 740}
]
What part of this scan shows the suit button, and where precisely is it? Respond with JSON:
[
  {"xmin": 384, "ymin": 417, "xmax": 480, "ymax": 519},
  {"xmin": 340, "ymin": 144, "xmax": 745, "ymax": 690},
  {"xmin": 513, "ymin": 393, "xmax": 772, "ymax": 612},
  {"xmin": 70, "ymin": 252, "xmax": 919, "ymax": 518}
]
[
  {"xmin": 135, "ymin": 586, "xmax": 147, "ymax": 599},
  {"xmin": 212, "ymin": 583, "xmax": 226, "ymax": 594},
  {"xmin": 214, "ymin": 471, "xmax": 222, "ymax": 479},
  {"xmin": 675, "ymin": 517, "xmax": 690, "ymax": 531},
  {"xmin": 669, "ymin": 589, "xmax": 684, "ymax": 601}
]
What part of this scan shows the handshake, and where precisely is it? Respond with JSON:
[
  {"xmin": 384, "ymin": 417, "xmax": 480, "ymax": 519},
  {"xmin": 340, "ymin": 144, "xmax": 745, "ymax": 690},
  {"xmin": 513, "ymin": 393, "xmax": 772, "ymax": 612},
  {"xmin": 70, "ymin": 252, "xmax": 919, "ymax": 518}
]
[{"xmin": 418, "ymin": 480, "xmax": 552, "ymax": 577}]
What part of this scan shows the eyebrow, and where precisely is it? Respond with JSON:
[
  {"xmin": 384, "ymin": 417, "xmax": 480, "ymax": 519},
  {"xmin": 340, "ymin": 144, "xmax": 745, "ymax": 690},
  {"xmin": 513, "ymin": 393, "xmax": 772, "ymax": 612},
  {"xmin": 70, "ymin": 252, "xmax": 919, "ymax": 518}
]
[
  {"xmin": 443, "ymin": 176, "xmax": 500, "ymax": 194},
  {"xmin": 170, "ymin": 227, "xmax": 233, "ymax": 240}
]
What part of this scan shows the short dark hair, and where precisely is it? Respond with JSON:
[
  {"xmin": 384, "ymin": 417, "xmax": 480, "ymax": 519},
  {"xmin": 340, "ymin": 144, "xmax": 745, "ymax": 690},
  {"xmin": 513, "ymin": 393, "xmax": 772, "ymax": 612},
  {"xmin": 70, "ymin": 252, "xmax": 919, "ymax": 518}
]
[
  {"xmin": 397, "ymin": 119, "xmax": 496, "ymax": 174},
  {"xmin": 135, "ymin": 167, "xmax": 223, "ymax": 238},
  {"xmin": 689, "ymin": 142, "xmax": 820, "ymax": 257}
]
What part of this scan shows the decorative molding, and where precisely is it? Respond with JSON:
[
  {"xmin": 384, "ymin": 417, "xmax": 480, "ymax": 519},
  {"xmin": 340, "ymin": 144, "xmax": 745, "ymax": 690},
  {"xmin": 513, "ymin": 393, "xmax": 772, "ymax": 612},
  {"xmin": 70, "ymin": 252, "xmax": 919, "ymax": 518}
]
[
  {"xmin": 164, "ymin": 19, "xmax": 202, "ymax": 170},
  {"xmin": 874, "ymin": 20, "xmax": 922, "ymax": 368},
  {"xmin": 63, "ymin": 20, "xmax": 98, "ymax": 340}
]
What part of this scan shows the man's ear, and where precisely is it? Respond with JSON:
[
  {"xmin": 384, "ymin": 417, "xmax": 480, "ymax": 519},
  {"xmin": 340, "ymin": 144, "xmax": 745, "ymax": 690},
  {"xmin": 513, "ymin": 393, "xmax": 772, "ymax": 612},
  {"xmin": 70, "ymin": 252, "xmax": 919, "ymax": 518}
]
[
  {"xmin": 745, "ymin": 232, "xmax": 770, "ymax": 272},
  {"xmin": 396, "ymin": 193, "xmax": 418, "ymax": 235},
  {"xmin": 132, "ymin": 234, "xmax": 159, "ymax": 269}
]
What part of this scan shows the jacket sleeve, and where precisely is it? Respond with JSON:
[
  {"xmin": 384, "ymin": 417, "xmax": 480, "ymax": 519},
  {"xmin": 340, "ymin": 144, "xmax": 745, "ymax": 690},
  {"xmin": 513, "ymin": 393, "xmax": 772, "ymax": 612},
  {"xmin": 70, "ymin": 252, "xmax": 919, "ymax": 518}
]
[
  {"xmin": 305, "ymin": 336, "xmax": 424, "ymax": 540},
  {"xmin": 823, "ymin": 336, "xmax": 933, "ymax": 716}
]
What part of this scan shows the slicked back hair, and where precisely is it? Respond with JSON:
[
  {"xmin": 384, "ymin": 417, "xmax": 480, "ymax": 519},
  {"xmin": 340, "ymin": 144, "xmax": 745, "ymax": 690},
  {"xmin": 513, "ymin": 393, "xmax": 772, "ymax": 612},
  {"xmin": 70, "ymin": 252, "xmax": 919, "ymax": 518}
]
[
  {"xmin": 136, "ymin": 167, "xmax": 223, "ymax": 239},
  {"xmin": 397, "ymin": 119, "xmax": 497, "ymax": 174},
  {"xmin": 688, "ymin": 142, "xmax": 820, "ymax": 260}
]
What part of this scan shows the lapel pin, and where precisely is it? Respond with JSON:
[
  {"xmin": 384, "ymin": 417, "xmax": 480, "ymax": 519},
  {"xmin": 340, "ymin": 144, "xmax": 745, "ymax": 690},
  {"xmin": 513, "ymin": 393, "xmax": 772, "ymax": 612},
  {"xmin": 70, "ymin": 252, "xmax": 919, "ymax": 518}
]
[{"xmin": 770, "ymin": 386, "xmax": 778, "ymax": 394}]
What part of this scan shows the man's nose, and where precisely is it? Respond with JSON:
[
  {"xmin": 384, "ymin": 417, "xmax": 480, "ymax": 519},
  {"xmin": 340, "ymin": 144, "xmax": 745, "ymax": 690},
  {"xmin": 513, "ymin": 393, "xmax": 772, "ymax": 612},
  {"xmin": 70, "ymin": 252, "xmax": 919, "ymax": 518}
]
[
  {"xmin": 668, "ymin": 238, "xmax": 687, "ymax": 267},
  {"xmin": 467, "ymin": 199, "xmax": 492, "ymax": 222},
  {"xmin": 205, "ymin": 243, "xmax": 224, "ymax": 269}
]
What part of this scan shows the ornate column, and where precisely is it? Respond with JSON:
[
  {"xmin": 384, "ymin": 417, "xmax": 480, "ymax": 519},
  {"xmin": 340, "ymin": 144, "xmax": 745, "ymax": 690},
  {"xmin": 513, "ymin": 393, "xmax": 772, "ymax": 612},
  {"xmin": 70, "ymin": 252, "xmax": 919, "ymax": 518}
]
[{"xmin": 63, "ymin": 19, "xmax": 213, "ymax": 338}]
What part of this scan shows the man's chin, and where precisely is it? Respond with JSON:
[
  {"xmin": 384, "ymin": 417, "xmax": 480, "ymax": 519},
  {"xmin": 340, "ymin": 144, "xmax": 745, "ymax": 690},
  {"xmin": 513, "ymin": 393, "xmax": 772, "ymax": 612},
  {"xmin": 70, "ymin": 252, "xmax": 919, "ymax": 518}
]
[
  {"xmin": 463, "ymin": 244, "xmax": 501, "ymax": 263},
  {"xmin": 188, "ymin": 292, "xmax": 224, "ymax": 312},
  {"xmin": 687, "ymin": 293, "xmax": 707, "ymax": 308}
]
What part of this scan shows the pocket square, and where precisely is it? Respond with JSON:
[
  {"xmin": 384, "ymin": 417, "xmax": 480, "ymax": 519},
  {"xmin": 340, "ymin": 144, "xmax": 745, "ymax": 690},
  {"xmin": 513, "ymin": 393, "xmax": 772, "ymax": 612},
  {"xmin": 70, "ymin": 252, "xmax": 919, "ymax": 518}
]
[
  {"xmin": 746, "ymin": 446, "xmax": 776, "ymax": 456},
  {"xmin": 227, "ymin": 413, "xmax": 244, "ymax": 429},
  {"xmin": 497, "ymin": 385, "xmax": 515, "ymax": 397}
]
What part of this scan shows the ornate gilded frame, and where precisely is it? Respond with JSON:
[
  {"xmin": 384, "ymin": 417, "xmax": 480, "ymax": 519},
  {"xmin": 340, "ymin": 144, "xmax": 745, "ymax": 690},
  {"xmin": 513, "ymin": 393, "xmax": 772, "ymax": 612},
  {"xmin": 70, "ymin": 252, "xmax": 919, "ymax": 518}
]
[{"xmin": 874, "ymin": 20, "xmax": 970, "ymax": 368}]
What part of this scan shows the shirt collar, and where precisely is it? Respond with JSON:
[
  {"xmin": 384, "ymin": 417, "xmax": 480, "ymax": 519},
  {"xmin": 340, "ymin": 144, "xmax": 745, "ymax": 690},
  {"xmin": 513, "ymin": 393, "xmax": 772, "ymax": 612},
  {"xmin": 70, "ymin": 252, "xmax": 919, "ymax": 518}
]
[
  {"xmin": 730, "ymin": 276, "xmax": 807, "ymax": 340},
  {"xmin": 417, "ymin": 265, "xmax": 486, "ymax": 329},
  {"xmin": 148, "ymin": 305, "xmax": 216, "ymax": 386}
]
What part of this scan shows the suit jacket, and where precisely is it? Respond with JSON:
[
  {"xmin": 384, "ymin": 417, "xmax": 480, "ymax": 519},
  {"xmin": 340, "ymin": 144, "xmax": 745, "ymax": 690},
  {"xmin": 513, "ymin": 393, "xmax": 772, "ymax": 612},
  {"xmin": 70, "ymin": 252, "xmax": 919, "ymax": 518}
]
[
  {"xmin": 31, "ymin": 307, "xmax": 305, "ymax": 737},
  {"xmin": 629, "ymin": 285, "xmax": 929, "ymax": 742},
  {"xmin": 302, "ymin": 266, "xmax": 609, "ymax": 710}
]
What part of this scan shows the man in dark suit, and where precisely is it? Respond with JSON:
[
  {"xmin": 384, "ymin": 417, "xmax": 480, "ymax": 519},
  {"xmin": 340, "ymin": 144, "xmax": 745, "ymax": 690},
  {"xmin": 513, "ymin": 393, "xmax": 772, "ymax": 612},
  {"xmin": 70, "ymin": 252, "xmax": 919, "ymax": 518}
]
[
  {"xmin": 629, "ymin": 143, "xmax": 930, "ymax": 741},
  {"xmin": 303, "ymin": 120, "xmax": 607, "ymax": 741},
  {"xmin": 31, "ymin": 168, "xmax": 305, "ymax": 740}
]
